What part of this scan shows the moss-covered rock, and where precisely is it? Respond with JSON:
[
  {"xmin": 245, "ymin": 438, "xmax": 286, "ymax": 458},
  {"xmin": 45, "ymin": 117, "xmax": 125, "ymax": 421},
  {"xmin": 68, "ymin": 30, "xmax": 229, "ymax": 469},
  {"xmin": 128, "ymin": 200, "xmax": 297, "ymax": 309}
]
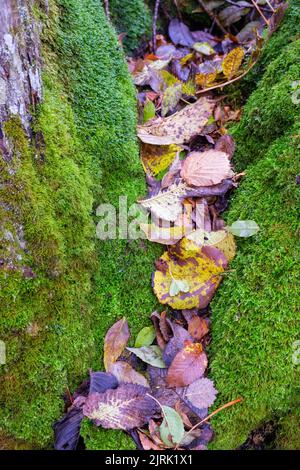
[
  {"xmin": 0, "ymin": 0, "xmax": 160, "ymax": 449},
  {"xmin": 209, "ymin": 6, "xmax": 300, "ymax": 449}
]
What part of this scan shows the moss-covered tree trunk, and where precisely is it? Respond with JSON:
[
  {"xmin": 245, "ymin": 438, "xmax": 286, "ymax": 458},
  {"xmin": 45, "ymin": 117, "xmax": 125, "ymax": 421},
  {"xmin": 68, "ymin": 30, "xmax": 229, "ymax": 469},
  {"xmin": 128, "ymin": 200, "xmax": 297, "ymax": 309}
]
[{"xmin": 0, "ymin": 0, "xmax": 159, "ymax": 449}]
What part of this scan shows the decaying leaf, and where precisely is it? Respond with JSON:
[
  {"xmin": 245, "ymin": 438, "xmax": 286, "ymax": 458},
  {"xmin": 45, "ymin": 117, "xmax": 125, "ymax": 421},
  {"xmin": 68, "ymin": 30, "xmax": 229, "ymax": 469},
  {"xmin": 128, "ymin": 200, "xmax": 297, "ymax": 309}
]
[
  {"xmin": 141, "ymin": 143, "xmax": 181, "ymax": 176},
  {"xmin": 184, "ymin": 230, "xmax": 236, "ymax": 262},
  {"xmin": 103, "ymin": 318, "xmax": 130, "ymax": 372},
  {"xmin": 89, "ymin": 371, "xmax": 118, "ymax": 394},
  {"xmin": 169, "ymin": 278, "xmax": 190, "ymax": 296},
  {"xmin": 161, "ymin": 84, "xmax": 182, "ymax": 117},
  {"xmin": 163, "ymin": 325, "xmax": 192, "ymax": 367},
  {"xmin": 195, "ymin": 71, "xmax": 217, "ymax": 88},
  {"xmin": 222, "ymin": 47, "xmax": 245, "ymax": 80},
  {"xmin": 188, "ymin": 315, "xmax": 209, "ymax": 341},
  {"xmin": 168, "ymin": 19, "xmax": 194, "ymax": 47},
  {"xmin": 127, "ymin": 345, "xmax": 166, "ymax": 368},
  {"xmin": 148, "ymin": 366, "xmax": 184, "ymax": 407},
  {"xmin": 167, "ymin": 342, "xmax": 208, "ymax": 387},
  {"xmin": 140, "ymin": 223, "xmax": 186, "ymax": 245},
  {"xmin": 228, "ymin": 220, "xmax": 260, "ymax": 237},
  {"xmin": 185, "ymin": 378, "xmax": 217, "ymax": 410},
  {"xmin": 219, "ymin": 4, "xmax": 250, "ymax": 27},
  {"xmin": 133, "ymin": 59, "xmax": 170, "ymax": 86},
  {"xmin": 159, "ymin": 405, "xmax": 185, "ymax": 446},
  {"xmin": 138, "ymin": 97, "xmax": 215, "ymax": 145},
  {"xmin": 143, "ymin": 100, "xmax": 156, "ymax": 123},
  {"xmin": 83, "ymin": 384, "xmax": 157, "ymax": 430},
  {"xmin": 153, "ymin": 241, "xmax": 228, "ymax": 309},
  {"xmin": 181, "ymin": 150, "xmax": 233, "ymax": 187},
  {"xmin": 109, "ymin": 361, "xmax": 149, "ymax": 387},
  {"xmin": 139, "ymin": 181, "xmax": 188, "ymax": 222},
  {"xmin": 193, "ymin": 42, "xmax": 215, "ymax": 56},
  {"xmin": 54, "ymin": 403, "xmax": 84, "ymax": 450}
]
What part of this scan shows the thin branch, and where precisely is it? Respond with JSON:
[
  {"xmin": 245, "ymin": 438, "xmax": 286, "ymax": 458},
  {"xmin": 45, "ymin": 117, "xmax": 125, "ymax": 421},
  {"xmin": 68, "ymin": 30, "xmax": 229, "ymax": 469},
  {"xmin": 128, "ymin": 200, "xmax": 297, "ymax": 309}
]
[
  {"xmin": 152, "ymin": 0, "xmax": 161, "ymax": 53},
  {"xmin": 251, "ymin": 0, "xmax": 269, "ymax": 24},
  {"xmin": 197, "ymin": 0, "xmax": 230, "ymax": 36},
  {"xmin": 176, "ymin": 397, "xmax": 243, "ymax": 448},
  {"xmin": 265, "ymin": 0, "xmax": 275, "ymax": 12},
  {"xmin": 104, "ymin": 0, "xmax": 110, "ymax": 21},
  {"xmin": 196, "ymin": 56, "xmax": 259, "ymax": 96}
]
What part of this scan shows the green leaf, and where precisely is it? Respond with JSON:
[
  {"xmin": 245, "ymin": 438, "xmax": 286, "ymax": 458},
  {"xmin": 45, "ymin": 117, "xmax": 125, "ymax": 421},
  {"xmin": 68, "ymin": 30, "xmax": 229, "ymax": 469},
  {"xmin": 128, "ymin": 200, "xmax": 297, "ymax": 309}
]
[
  {"xmin": 169, "ymin": 279, "xmax": 190, "ymax": 296},
  {"xmin": 193, "ymin": 42, "xmax": 215, "ymax": 56},
  {"xmin": 135, "ymin": 326, "xmax": 156, "ymax": 348},
  {"xmin": 228, "ymin": 220, "xmax": 260, "ymax": 237},
  {"xmin": 127, "ymin": 345, "xmax": 165, "ymax": 368},
  {"xmin": 159, "ymin": 406, "xmax": 185, "ymax": 446},
  {"xmin": 143, "ymin": 100, "xmax": 156, "ymax": 123}
]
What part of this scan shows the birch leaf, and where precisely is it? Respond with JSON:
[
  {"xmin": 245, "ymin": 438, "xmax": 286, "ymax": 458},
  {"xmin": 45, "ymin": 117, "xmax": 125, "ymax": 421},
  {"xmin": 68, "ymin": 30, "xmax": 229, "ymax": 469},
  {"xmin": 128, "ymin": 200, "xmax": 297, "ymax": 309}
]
[
  {"xmin": 222, "ymin": 47, "xmax": 245, "ymax": 80},
  {"xmin": 138, "ymin": 97, "xmax": 215, "ymax": 145},
  {"xmin": 181, "ymin": 150, "xmax": 233, "ymax": 187}
]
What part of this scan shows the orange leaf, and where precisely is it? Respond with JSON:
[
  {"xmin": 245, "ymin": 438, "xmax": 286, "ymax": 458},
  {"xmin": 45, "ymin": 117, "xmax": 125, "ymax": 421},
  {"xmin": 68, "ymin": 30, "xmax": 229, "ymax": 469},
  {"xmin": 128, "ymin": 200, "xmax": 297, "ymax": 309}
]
[{"xmin": 103, "ymin": 318, "xmax": 130, "ymax": 371}]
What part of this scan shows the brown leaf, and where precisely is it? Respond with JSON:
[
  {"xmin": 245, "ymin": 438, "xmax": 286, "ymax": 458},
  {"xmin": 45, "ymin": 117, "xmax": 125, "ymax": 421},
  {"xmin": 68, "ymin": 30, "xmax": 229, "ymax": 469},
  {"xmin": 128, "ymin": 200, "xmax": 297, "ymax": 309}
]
[
  {"xmin": 188, "ymin": 316, "xmax": 209, "ymax": 341},
  {"xmin": 109, "ymin": 361, "xmax": 149, "ymax": 387},
  {"xmin": 215, "ymin": 135, "xmax": 235, "ymax": 159},
  {"xmin": 104, "ymin": 318, "xmax": 130, "ymax": 371},
  {"xmin": 181, "ymin": 150, "xmax": 233, "ymax": 187},
  {"xmin": 138, "ymin": 97, "xmax": 215, "ymax": 145},
  {"xmin": 167, "ymin": 342, "xmax": 208, "ymax": 387},
  {"xmin": 138, "ymin": 431, "xmax": 163, "ymax": 450}
]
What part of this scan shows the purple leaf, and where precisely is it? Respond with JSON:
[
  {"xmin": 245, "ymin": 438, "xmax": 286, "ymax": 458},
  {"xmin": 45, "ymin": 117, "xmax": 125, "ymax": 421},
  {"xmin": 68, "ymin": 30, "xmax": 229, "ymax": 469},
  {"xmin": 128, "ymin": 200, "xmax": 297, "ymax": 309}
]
[
  {"xmin": 53, "ymin": 399, "xmax": 85, "ymax": 451},
  {"xmin": 83, "ymin": 384, "xmax": 157, "ymax": 430},
  {"xmin": 162, "ymin": 325, "xmax": 192, "ymax": 367},
  {"xmin": 89, "ymin": 371, "xmax": 118, "ymax": 394},
  {"xmin": 168, "ymin": 19, "xmax": 194, "ymax": 47},
  {"xmin": 148, "ymin": 366, "xmax": 185, "ymax": 407}
]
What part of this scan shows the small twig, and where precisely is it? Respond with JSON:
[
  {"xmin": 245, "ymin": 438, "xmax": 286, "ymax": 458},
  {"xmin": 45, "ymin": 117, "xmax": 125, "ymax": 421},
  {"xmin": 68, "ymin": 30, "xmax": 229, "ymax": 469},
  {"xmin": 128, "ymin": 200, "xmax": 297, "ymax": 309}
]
[
  {"xmin": 104, "ymin": 0, "xmax": 110, "ymax": 21},
  {"xmin": 196, "ymin": 57, "xmax": 259, "ymax": 95},
  {"xmin": 251, "ymin": 0, "xmax": 269, "ymax": 24},
  {"xmin": 175, "ymin": 397, "xmax": 243, "ymax": 448},
  {"xmin": 152, "ymin": 0, "xmax": 161, "ymax": 53},
  {"xmin": 265, "ymin": 0, "xmax": 275, "ymax": 13},
  {"xmin": 197, "ymin": 0, "xmax": 230, "ymax": 36}
]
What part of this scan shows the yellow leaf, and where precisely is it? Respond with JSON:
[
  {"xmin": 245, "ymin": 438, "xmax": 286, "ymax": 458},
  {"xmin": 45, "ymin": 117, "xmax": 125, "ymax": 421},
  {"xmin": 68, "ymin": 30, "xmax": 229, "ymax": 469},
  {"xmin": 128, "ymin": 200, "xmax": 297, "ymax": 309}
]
[
  {"xmin": 180, "ymin": 53, "xmax": 194, "ymax": 66},
  {"xmin": 160, "ymin": 70, "xmax": 181, "ymax": 87},
  {"xmin": 186, "ymin": 230, "xmax": 236, "ymax": 262},
  {"xmin": 182, "ymin": 80, "xmax": 196, "ymax": 96},
  {"xmin": 222, "ymin": 47, "xmax": 245, "ymax": 80},
  {"xmin": 195, "ymin": 71, "xmax": 217, "ymax": 88},
  {"xmin": 141, "ymin": 143, "xmax": 181, "ymax": 176},
  {"xmin": 153, "ymin": 240, "xmax": 228, "ymax": 309},
  {"xmin": 140, "ymin": 223, "xmax": 187, "ymax": 245},
  {"xmin": 138, "ymin": 97, "xmax": 215, "ymax": 145}
]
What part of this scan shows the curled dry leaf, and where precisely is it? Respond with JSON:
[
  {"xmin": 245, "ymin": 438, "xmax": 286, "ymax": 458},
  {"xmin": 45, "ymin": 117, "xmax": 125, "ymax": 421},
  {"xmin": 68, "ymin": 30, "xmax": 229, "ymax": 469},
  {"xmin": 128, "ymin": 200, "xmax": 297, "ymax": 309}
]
[
  {"xmin": 153, "ymin": 241, "xmax": 228, "ymax": 309},
  {"xmin": 83, "ymin": 384, "xmax": 157, "ymax": 430},
  {"xmin": 109, "ymin": 361, "xmax": 149, "ymax": 388},
  {"xmin": 104, "ymin": 318, "xmax": 130, "ymax": 372},
  {"xmin": 181, "ymin": 150, "xmax": 233, "ymax": 187},
  {"xmin": 138, "ymin": 97, "xmax": 215, "ymax": 145},
  {"xmin": 167, "ymin": 342, "xmax": 208, "ymax": 387}
]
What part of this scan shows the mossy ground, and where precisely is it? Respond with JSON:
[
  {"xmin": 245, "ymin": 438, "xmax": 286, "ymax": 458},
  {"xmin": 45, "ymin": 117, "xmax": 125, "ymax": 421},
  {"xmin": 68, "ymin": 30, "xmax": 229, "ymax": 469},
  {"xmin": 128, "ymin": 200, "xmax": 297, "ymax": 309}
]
[
  {"xmin": 209, "ymin": 5, "xmax": 300, "ymax": 449},
  {"xmin": 0, "ymin": 0, "xmax": 160, "ymax": 449}
]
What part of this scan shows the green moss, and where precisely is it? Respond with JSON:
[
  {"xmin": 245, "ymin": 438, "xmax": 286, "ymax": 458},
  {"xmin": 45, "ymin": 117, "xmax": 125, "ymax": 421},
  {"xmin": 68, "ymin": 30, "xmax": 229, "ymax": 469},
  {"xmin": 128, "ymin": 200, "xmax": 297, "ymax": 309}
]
[
  {"xmin": 110, "ymin": 0, "xmax": 152, "ymax": 53},
  {"xmin": 209, "ymin": 13, "xmax": 300, "ymax": 449},
  {"xmin": 275, "ymin": 409, "xmax": 300, "ymax": 450},
  {"xmin": 0, "ymin": 0, "xmax": 159, "ymax": 450}
]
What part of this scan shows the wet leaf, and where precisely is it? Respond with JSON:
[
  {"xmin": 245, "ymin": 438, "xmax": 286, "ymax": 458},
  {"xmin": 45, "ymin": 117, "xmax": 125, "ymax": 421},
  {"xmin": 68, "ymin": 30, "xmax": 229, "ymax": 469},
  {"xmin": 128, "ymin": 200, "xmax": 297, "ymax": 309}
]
[
  {"xmin": 135, "ymin": 326, "xmax": 156, "ymax": 348},
  {"xmin": 163, "ymin": 325, "xmax": 192, "ymax": 367},
  {"xmin": 103, "ymin": 318, "xmax": 130, "ymax": 371},
  {"xmin": 185, "ymin": 378, "xmax": 217, "ymax": 410},
  {"xmin": 148, "ymin": 366, "xmax": 184, "ymax": 407},
  {"xmin": 83, "ymin": 384, "xmax": 157, "ymax": 430},
  {"xmin": 138, "ymin": 97, "xmax": 215, "ymax": 145},
  {"xmin": 133, "ymin": 59, "xmax": 170, "ymax": 86},
  {"xmin": 160, "ymin": 406, "xmax": 185, "ymax": 446},
  {"xmin": 181, "ymin": 150, "xmax": 233, "ymax": 187},
  {"xmin": 222, "ymin": 47, "xmax": 245, "ymax": 80},
  {"xmin": 161, "ymin": 84, "xmax": 182, "ymax": 117},
  {"xmin": 219, "ymin": 4, "xmax": 250, "ymax": 27},
  {"xmin": 143, "ymin": 100, "xmax": 156, "ymax": 123},
  {"xmin": 141, "ymin": 143, "xmax": 181, "ymax": 176},
  {"xmin": 109, "ymin": 361, "xmax": 149, "ymax": 387},
  {"xmin": 54, "ymin": 403, "xmax": 84, "ymax": 450},
  {"xmin": 167, "ymin": 342, "xmax": 208, "ymax": 387},
  {"xmin": 228, "ymin": 220, "xmax": 260, "ymax": 237},
  {"xmin": 153, "ymin": 241, "xmax": 228, "ymax": 309},
  {"xmin": 168, "ymin": 19, "xmax": 194, "ymax": 47},
  {"xmin": 127, "ymin": 345, "xmax": 166, "ymax": 368}
]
